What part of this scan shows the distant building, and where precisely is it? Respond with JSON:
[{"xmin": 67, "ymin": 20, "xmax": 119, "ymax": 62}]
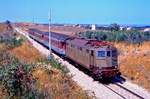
[
  {"xmin": 91, "ymin": 24, "xmax": 96, "ymax": 30},
  {"xmin": 126, "ymin": 27, "xmax": 132, "ymax": 31},
  {"xmin": 120, "ymin": 26, "xmax": 125, "ymax": 31},
  {"xmin": 144, "ymin": 28, "xmax": 150, "ymax": 32}
]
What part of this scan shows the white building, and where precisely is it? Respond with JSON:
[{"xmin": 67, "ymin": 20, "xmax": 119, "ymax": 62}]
[
  {"xmin": 91, "ymin": 24, "xmax": 96, "ymax": 30},
  {"xmin": 120, "ymin": 26, "xmax": 124, "ymax": 31},
  {"xmin": 144, "ymin": 28, "xmax": 150, "ymax": 32},
  {"xmin": 127, "ymin": 27, "xmax": 132, "ymax": 31}
]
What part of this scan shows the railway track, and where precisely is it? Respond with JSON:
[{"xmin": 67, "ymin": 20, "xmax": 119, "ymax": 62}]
[
  {"xmin": 103, "ymin": 82, "xmax": 144, "ymax": 99},
  {"xmin": 15, "ymin": 27, "xmax": 150, "ymax": 99}
]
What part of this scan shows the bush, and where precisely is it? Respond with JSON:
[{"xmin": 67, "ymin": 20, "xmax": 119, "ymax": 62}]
[
  {"xmin": 4, "ymin": 38, "xmax": 24, "ymax": 49},
  {"xmin": 0, "ymin": 51, "xmax": 44, "ymax": 98},
  {"xmin": 40, "ymin": 56, "xmax": 69, "ymax": 74}
]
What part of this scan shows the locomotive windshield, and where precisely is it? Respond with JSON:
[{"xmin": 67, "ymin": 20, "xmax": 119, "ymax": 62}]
[
  {"xmin": 97, "ymin": 51, "xmax": 105, "ymax": 57},
  {"xmin": 97, "ymin": 50, "xmax": 112, "ymax": 58}
]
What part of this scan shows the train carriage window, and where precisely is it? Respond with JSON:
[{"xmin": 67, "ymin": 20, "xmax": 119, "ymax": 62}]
[
  {"xmin": 107, "ymin": 51, "xmax": 111, "ymax": 57},
  {"xmin": 97, "ymin": 51, "xmax": 105, "ymax": 57}
]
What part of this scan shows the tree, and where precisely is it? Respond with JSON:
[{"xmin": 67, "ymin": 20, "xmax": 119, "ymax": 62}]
[
  {"xmin": 110, "ymin": 23, "xmax": 120, "ymax": 31},
  {"xmin": 5, "ymin": 20, "xmax": 12, "ymax": 30}
]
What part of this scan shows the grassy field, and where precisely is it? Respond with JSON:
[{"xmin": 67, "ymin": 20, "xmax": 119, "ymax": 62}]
[{"xmin": 115, "ymin": 42, "xmax": 150, "ymax": 91}]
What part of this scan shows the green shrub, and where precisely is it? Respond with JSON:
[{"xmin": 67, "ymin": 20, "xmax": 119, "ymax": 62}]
[
  {"xmin": 5, "ymin": 38, "xmax": 24, "ymax": 48},
  {"xmin": 40, "ymin": 56, "xmax": 69, "ymax": 74},
  {"xmin": 78, "ymin": 30, "xmax": 150, "ymax": 44},
  {"xmin": 0, "ymin": 52, "xmax": 44, "ymax": 98}
]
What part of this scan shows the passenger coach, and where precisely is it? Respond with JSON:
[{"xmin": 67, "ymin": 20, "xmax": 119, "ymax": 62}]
[{"xmin": 28, "ymin": 28, "xmax": 69, "ymax": 56}]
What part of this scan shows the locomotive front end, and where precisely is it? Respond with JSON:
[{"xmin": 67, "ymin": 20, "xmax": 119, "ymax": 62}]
[
  {"xmin": 90, "ymin": 46, "xmax": 119, "ymax": 78},
  {"xmin": 94, "ymin": 46, "xmax": 120, "ymax": 78}
]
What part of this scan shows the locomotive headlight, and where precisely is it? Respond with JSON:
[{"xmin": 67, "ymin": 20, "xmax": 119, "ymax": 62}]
[{"xmin": 115, "ymin": 65, "xmax": 118, "ymax": 68}]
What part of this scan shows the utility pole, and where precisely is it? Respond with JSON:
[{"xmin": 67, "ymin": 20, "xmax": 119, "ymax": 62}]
[
  {"xmin": 48, "ymin": 9, "xmax": 52, "ymax": 60},
  {"xmin": 33, "ymin": 16, "xmax": 34, "ymax": 24}
]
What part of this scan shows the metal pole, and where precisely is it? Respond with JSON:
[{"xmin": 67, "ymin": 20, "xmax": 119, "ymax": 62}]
[{"xmin": 48, "ymin": 9, "xmax": 52, "ymax": 60}]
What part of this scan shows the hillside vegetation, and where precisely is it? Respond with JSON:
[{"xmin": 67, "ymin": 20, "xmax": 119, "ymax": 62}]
[
  {"xmin": 116, "ymin": 42, "xmax": 150, "ymax": 91},
  {"xmin": 0, "ymin": 23, "xmax": 92, "ymax": 99},
  {"xmin": 11, "ymin": 41, "xmax": 92, "ymax": 98},
  {"xmin": 78, "ymin": 30, "xmax": 150, "ymax": 44},
  {"xmin": 12, "ymin": 41, "xmax": 44, "ymax": 64}
]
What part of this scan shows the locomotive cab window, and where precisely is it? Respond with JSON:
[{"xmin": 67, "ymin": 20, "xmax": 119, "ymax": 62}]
[
  {"xmin": 107, "ymin": 51, "xmax": 111, "ymax": 57},
  {"xmin": 97, "ymin": 51, "xmax": 105, "ymax": 57}
]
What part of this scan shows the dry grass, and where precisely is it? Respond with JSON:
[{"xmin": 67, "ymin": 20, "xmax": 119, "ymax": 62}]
[
  {"xmin": 11, "ymin": 41, "xmax": 44, "ymax": 64},
  {"xmin": 115, "ymin": 42, "xmax": 150, "ymax": 56},
  {"xmin": 32, "ymin": 66, "xmax": 92, "ymax": 99},
  {"xmin": 0, "ymin": 24, "xmax": 12, "ymax": 98},
  {"xmin": 1, "ymin": 41, "xmax": 92, "ymax": 98},
  {"xmin": 0, "ymin": 43, "xmax": 8, "ymax": 51},
  {"xmin": 9, "ymin": 37, "xmax": 91, "ymax": 98},
  {"xmin": 115, "ymin": 42, "xmax": 150, "ymax": 91},
  {"xmin": 2, "ymin": 40, "xmax": 90, "ymax": 98},
  {"xmin": 0, "ymin": 44, "xmax": 9, "ymax": 98},
  {"xmin": 0, "ymin": 85, "xmax": 8, "ymax": 99},
  {"xmin": 0, "ymin": 24, "xmax": 8, "ymax": 32}
]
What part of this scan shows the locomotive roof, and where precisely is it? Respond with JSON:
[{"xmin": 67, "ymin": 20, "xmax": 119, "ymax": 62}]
[
  {"xmin": 28, "ymin": 28, "xmax": 70, "ymax": 41},
  {"xmin": 68, "ymin": 38, "xmax": 113, "ymax": 49}
]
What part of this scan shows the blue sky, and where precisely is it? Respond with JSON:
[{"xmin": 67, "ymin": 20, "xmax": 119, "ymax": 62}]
[{"xmin": 0, "ymin": 0, "xmax": 150, "ymax": 24}]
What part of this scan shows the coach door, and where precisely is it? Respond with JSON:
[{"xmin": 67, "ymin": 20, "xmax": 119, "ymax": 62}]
[{"xmin": 90, "ymin": 50, "xmax": 94, "ymax": 67}]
